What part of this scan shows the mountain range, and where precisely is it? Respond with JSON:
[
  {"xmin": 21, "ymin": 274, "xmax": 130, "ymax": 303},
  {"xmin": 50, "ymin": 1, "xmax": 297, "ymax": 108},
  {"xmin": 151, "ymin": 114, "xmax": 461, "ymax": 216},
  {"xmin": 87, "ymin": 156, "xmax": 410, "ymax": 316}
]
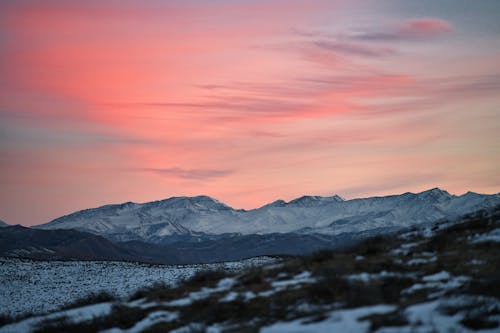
[
  {"xmin": 37, "ymin": 188, "xmax": 500, "ymax": 243},
  {"xmin": 1, "ymin": 188, "xmax": 499, "ymax": 264}
]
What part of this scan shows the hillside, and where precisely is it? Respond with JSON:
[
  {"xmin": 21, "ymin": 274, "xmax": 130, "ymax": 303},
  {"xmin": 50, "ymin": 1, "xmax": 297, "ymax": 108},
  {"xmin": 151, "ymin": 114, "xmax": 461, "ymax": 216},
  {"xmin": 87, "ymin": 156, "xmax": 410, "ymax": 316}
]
[
  {"xmin": 0, "ymin": 225, "xmax": 136, "ymax": 261},
  {"xmin": 0, "ymin": 225, "xmax": 346, "ymax": 264},
  {"xmin": 2, "ymin": 205, "xmax": 499, "ymax": 333}
]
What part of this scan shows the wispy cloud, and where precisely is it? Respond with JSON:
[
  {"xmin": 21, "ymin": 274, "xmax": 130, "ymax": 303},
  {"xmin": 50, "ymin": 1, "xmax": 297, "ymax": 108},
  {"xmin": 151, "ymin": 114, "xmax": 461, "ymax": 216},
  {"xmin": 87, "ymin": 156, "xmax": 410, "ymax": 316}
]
[
  {"xmin": 105, "ymin": 72, "xmax": 500, "ymax": 125},
  {"xmin": 351, "ymin": 18, "xmax": 453, "ymax": 41},
  {"xmin": 143, "ymin": 167, "xmax": 234, "ymax": 180},
  {"xmin": 312, "ymin": 40, "xmax": 396, "ymax": 57}
]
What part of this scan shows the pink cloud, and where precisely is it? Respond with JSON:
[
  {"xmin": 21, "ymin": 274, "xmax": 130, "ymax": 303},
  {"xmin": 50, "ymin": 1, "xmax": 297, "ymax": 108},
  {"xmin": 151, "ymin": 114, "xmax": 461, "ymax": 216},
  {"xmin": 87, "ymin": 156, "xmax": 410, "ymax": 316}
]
[
  {"xmin": 398, "ymin": 18, "xmax": 454, "ymax": 39},
  {"xmin": 353, "ymin": 18, "xmax": 453, "ymax": 41},
  {"xmin": 313, "ymin": 40, "xmax": 397, "ymax": 57}
]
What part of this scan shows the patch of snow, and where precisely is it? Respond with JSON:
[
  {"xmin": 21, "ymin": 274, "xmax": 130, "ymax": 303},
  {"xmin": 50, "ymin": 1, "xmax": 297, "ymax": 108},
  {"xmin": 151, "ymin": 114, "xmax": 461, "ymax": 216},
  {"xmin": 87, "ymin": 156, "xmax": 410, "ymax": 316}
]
[
  {"xmin": 217, "ymin": 277, "xmax": 236, "ymax": 289},
  {"xmin": 258, "ymin": 290, "xmax": 276, "ymax": 298},
  {"xmin": 402, "ymin": 273, "xmax": 470, "ymax": 298},
  {"xmin": 101, "ymin": 310, "xmax": 178, "ymax": 333},
  {"xmin": 219, "ymin": 290, "xmax": 256, "ymax": 303},
  {"xmin": 470, "ymin": 228, "xmax": 500, "ymax": 244},
  {"xmin": 261, "ymin": 305, "xmax": 396, "ymax": 333},
  {"xmin": 256, "ymin": 272, "xmax": 317, "ymax": 298},
  {"xmin": 168, "ymin": 278, "xmax": 236, "ymax": 307},
  {"xmin": 398, "ymin": 231, "xmax": 421, "ymax": 240},
  {"xmin": 271, "ymin": 271, "xmax": 315, "ymax": 288},
  {"xmin": 294, "ymin": 303, "xmax": 331, "ymax": 314},
  {"xmin": 243, "ymin": 291, "xmax": 256, "ymax": 301},
  {"xmin": 170, "ymin": 323, "xmax": 206, "ymax": 333},
  {"xmin": 220, "ymin": 292, "xmax": 238, "ymax": 302},
  {"xmin": 391, "ymin": 242, "xmax": 420, "ymax": 255},
  {"xmin": 401, "ymin": 242, "xmax": 419, "ymax": 250},
  {"xmin": 377, "ymin": 296, "xmax": 500, "ymax": 333},
  {"xmin": 406, "ymin": 256, "xmax": 437, "ymax": 266},
  {"xmin": 124, "ymin": 298, "xmax": 159, "ymax": 310},
  {"xmin": 423, "ymin": 271, "xmax": 450, "ymax": 282},
  {"xmin": 347, "ymin": 271, "xmax": 415, "ymax": 282},
  {"xmin": 471, "ymin": 259, "xmax": 485, "ymax": 265},
  {"xmin": 0, "ymin": 303, "xmax": 112, "ymax": 333}
]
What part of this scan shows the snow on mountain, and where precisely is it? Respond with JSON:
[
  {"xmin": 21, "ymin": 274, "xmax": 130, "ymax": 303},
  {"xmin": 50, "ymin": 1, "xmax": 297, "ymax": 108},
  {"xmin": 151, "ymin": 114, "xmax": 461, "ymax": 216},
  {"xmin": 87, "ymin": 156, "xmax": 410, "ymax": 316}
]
[
  {"xmin": 36, "ymin": 189, "xmax": 500, "ymax": 243},
  {"xmin": 286, "ymin": 195, "xmax": 344, "ymax": 207},
  {"xmin": 0, "ymin": 220, "xmax": 8, "ymax": 227}
]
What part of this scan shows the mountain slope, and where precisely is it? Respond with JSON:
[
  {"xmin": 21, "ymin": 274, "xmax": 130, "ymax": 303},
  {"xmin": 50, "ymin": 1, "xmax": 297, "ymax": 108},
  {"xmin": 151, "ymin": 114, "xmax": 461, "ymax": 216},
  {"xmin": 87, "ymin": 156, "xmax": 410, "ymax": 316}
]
[
  {"xmin": 37, "ymin": 189, "xmax": 500, "ymax": 244},
  {"xmin": 3, "ymin": 225, "xmax": 312, "ymax": 264},
  {"xmin": 0, "ymin": 225, "xmax": 137, "ymax": 261}
]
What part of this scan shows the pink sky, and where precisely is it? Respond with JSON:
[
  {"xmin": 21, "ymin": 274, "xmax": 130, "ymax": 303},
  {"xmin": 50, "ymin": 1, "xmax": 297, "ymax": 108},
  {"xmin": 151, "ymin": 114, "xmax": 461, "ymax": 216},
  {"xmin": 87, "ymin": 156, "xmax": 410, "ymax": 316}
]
[{"xmin": 1, "ymin": 1, "xmax": 499, "ymax": 225}]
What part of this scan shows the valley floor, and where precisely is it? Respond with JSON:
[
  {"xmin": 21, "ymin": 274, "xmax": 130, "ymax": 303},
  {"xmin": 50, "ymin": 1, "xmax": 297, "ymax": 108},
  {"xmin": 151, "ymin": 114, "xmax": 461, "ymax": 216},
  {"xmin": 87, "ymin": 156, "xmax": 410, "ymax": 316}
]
[{"xmin": 0, "ymin": 257, "xmax": 276, "ymax": 317}]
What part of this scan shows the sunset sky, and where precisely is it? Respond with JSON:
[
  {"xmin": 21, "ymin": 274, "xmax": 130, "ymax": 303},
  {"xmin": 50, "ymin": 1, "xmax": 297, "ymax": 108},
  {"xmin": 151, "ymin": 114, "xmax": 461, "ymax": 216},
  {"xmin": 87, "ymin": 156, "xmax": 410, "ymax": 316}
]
[{"xmin": 1, "ymin": 0, "xmax": 499, "ymax": 226}]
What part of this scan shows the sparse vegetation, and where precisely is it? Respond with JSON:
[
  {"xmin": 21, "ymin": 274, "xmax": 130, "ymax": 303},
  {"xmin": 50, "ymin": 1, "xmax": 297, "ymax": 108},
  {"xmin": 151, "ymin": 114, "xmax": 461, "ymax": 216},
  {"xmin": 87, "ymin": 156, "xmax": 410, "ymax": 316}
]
[
  {"xmin": 129, "ymin": 282, "xmax": 184, "ymax": 302},
  {"xmin": 61, "ymin": 291, "xmax": 116, "ymax": 310},
  {"xmin": 0, "ymin": 314, "xmax": 15, "ymax": 327},
  {"xmin": 184, "ymin": 269, "xmax": 229, "ymax": 289},
  {"xmin": 362, "ymin": 310, "xmax": 408, "ymax": 332},
  {"xmin": 34, "ymin": 305, "xmax": 152, "ymax": 333}
]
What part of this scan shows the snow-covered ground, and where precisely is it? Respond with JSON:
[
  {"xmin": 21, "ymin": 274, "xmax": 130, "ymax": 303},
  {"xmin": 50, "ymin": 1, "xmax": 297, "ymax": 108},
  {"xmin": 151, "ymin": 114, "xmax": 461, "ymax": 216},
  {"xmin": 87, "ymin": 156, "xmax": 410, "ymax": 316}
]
[
  {"xmin": 469, "ymin": 228, "xmax": 500, "ymax": 243},
  {"xmin": 0, "ymin": 256, "xmax": 276, "ymax": 317},
  {"xmin": 261, "ymin": 305, "xmax": 397, "ymax": 333}
]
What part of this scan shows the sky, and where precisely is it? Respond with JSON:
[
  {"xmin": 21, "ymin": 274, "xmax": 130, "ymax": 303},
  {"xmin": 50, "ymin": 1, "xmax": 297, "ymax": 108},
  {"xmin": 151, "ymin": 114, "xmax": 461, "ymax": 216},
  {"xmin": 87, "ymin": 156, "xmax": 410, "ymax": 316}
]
[{"xmin": 1, "ymin": 0, "xmax": 499, "ymax": 226}]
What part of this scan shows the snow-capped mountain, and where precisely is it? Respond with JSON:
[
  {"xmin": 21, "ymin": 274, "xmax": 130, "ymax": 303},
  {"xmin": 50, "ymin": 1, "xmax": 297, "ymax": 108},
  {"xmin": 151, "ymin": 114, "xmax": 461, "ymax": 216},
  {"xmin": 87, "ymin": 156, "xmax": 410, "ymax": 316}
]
[
  {"xmin": 0, "ymin": 220, "xmax": 8, "ymax": 227},
  {"xmin": 36, "ymin": 189, "xmax": 500, "ymax": 244}
]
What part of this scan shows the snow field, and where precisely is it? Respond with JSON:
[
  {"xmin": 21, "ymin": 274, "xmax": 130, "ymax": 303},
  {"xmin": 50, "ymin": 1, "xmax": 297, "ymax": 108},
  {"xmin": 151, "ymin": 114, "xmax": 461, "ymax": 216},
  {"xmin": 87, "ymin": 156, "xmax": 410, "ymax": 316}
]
[{"xmin": 0, "ymin": 256, "xmax": 276, "ymax": 317}]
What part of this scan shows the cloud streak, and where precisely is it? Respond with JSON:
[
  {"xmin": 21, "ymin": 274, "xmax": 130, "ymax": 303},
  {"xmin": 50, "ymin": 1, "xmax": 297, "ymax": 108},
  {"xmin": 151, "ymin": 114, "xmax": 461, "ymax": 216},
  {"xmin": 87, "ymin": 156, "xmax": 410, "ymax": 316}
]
[
  {"xmin": 312, "ymin": 40, "xmax": 396, "ymax": 57},
  {"xmin": 143, "ymin": 168, "xmax": 234, "ymax": 180},
  {"xmin": 351, "ymin": 18, "xmax": 454, "ymax": 41}
]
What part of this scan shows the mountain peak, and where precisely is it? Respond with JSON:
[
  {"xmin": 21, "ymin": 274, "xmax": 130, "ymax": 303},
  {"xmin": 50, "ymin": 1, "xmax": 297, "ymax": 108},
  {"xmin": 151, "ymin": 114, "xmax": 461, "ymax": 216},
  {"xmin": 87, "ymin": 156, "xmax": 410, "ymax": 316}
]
[
  {"xmin": 192, "ymin": 195, "xmax": 221, "ymax": 202},
  {"xmin": 416, "ymin": 188, "xmax": 452, "ymax": 201},
  {"xmin": 287, "ymin": 195, "xmax": 344, "ymax": 207},
  {"xmin": 462, "ymin": 191, "xmax": 479, "ymax": 196},
  {"xmin": 419, "ymin": 187, "xmax": 449, "ymax": 195},
  {"xmin": 288, "ymin": 195, "xmax": 322, "ymax": 206},
  {"xmin": 264, "ymin": 199, "xmax": 287, "ymax": 208},
  {"xmin": 150, "ymin": 195, "xmax": 232, "ymax": 211},
  {"xmin": 329, "ymin": 194, "xmax": 345, "ymax": 202}
]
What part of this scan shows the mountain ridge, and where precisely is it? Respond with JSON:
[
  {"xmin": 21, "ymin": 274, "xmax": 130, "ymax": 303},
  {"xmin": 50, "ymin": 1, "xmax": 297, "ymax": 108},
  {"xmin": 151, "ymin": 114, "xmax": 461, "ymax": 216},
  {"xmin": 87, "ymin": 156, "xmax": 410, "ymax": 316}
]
[
  {"xmin": 36, "ymin": 188, "xmax": 500, "ymax": 245},
  {"xmin": 0, "ymin": 225, "xmax": 137, "ymax": 261}
]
